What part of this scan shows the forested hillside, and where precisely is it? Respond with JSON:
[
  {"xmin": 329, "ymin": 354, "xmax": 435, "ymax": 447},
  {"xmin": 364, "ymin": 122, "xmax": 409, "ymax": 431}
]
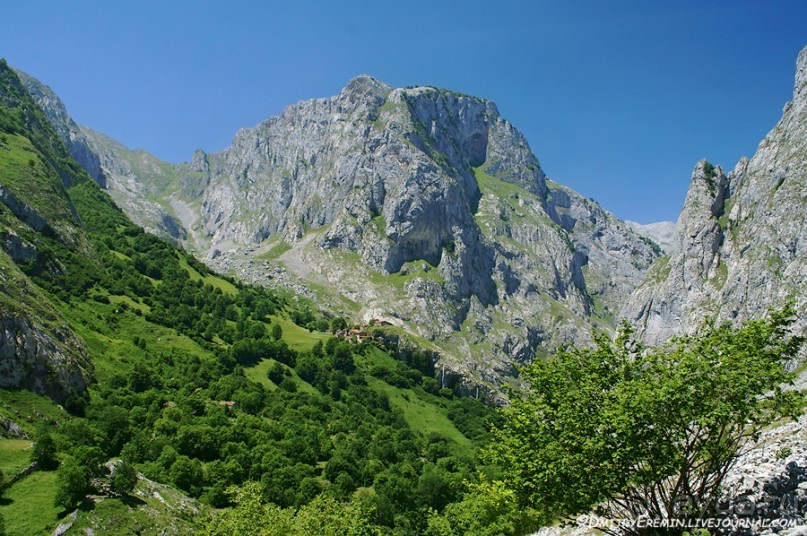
[{"xmin": 0, "ymin": 60, "xmax": 503, "ymax": 535}]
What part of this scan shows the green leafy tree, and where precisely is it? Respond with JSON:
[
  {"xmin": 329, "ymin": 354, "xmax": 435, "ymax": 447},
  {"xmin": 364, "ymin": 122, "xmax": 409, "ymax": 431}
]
[
  {"xmin": 54, "ymin": 457, "xmax": 91, "ymax": 511},
  {"xmin": 204, "ymin": 482, "xmax": 381, "ymax": 535},
  {"xmin": 31, "ymin": 429, "xmax": 58, "ymax": 470},
  {"xmin": 487, "ymin": 306, "xmax": 804, "ymax": 535},
  {"xmin": 425, "ymin": 479, "xmax": 541, "ymax": 536},
  {"xmin": 330, "ymin": 317, "xmax": 348, "ymax": 332},
  {"xmin": 110, "ymin": 459, "xmax": 138, "ymax": 495}
]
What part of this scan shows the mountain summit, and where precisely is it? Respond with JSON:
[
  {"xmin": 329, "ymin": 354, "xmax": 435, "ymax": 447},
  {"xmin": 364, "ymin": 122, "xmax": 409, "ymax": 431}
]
[
  {"xmin": 625, "ymin": 46, "xmax": 807, "ymax": 344},
  {"xmin": 22, "ymin": 47, "xmax": 806, "ymax": 392},
  {"xmin": 17, "ymin": 74, "xmax": 656, "ymax": 390}
]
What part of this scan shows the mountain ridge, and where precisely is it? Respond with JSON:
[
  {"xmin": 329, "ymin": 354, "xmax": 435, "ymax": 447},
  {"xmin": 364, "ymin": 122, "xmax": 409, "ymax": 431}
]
[
  {"xmin": 624, "ymin": 46, "xmax": 807, "ymax": 344},
  {"xmin": 15, "ymin": 50, "xmax": 806, "ymax": 389}
]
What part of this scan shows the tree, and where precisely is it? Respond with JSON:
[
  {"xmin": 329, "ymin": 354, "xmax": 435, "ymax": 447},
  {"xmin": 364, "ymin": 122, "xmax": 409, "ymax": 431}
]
[
  {"xmin": 110, "ymin": 459, "xmax": 138, "ymax": 495},
  {"xmin": 271, "ymin": 323, "xmax": 283, "ymax": 341},
  {"xmin": 54, "ymin": 458, "xmax": 90, "ymax": 511},
  {"xmin": 425, "ymin": 479, "xmax": 540, "ymax": 536},
  {"xmin": 31, "ymin": 429, "xmax": 58, "ymax": 470},
  {"xmin": 487, "ymin": 306, "xmax": 804, "ymax": 535}
]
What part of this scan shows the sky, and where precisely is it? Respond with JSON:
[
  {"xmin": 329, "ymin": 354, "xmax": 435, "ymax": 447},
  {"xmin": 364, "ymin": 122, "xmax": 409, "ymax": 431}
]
[{"xmin": 2, "ymin": 1, "xmax": 805, "ymax": 223}]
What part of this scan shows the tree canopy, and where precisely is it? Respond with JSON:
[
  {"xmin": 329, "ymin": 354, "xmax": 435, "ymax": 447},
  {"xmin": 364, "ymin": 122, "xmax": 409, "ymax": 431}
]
[{"xmin": 486, "ymin": 306, "xmax": 804, "ymax": 535}]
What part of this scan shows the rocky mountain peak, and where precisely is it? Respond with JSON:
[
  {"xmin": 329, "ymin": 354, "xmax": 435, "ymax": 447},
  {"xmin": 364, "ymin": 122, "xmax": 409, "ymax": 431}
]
[
  {"xmin": 342, "ymin": 74, "xmax": 392, "ymax": 98},
  {"xmin": 14, "ymin": 69, "xmax": 107, "ymax": 188},
  {"xmin": 795, "ymin": 46, "xmax": 807, "ymax": 105},
  {"xmin": 17, "ymin": 69, "xmax": 661, "ymax": 391},
  {"xmin": 625, "ymin": 46, "xmax": 806, "ymax": 344}
]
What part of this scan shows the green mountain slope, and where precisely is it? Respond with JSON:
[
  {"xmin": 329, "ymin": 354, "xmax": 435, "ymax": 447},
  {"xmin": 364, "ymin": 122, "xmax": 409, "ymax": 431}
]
[{"xmin": 0, "ymin": 60, "xmax": 499, "ymax": 535}]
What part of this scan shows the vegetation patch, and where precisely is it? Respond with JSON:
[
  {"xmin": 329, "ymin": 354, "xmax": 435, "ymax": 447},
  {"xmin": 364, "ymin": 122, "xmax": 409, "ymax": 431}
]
[
  {"xmin": 0, "ymin": 438, "xmax": 33, "ymax": 476},
  {"xmin": 0, "ymin": 470, "xmax": 62, "ymax": 535}
]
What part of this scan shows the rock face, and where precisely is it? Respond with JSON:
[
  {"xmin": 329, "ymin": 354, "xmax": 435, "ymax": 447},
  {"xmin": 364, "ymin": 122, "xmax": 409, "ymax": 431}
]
[
  {"xmin": 77, "ymin": 126, "xmax": 188, "ymax": 243},
  {"xmin": 174, "ymin": 76, "xmax": 658, "ymax": 384},
  {"xmin": 625, "ymin": 46, "xmax": 807, "ymax": 344},
  {"xmin": 0, "ymin": 63, "xmax": 94, "ymax": 403},
  {"xmin": 0, "ymin": 298, "xmax": 91, "ymax": 404},
  {"xmin": 14, "ymin": 69, "xmax": 106, "ymax": 188},
  {"xmin": 719, "ymin": 415, "xmax": 807, "ymax": 535},
  {"xmin": 15, "ymin": 71, "xmax": 661, "ymax": 387}
]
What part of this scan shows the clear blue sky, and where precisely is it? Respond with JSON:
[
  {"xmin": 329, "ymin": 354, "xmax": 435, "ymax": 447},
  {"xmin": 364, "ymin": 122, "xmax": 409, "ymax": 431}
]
[{"xmin": 3, "ymin": 1, "xmax": 805, "ymax": 223}]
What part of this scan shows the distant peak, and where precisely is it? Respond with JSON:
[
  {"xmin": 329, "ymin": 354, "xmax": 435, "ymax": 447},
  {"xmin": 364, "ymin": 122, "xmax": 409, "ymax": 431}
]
[{"xmin": 342, "ymin": 74, "xmax": 392, "ymax": 95}]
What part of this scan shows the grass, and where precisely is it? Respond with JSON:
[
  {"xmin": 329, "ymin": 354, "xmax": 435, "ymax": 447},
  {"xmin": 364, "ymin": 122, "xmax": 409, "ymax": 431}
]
[
  {"xmin": 67, "ymin": 470, "xmax": 206, "ymax": 534},
  {"xmin": 642, "ymin": 255, "xmax": 672, "ymax": 286},
  {"xmin": 0, "ymin": 470, "xmax": 62, "ymax": 535},
  {"xmin": 712, "ymin": 260, "xmax": 729, "ymax": 288},
  {"xmin": 366, "ymin": 259, "xmax": 446, "ymax": 289},
  {"xmin": 244, "ymin": 358, "xmax": 317, "ymax": 394},
  {"xmin": 265, "ymin": 241, "xmax": 293, "ymax": 259},
  {"xmin": 107, "ymin": 294, "xmax": 150, "ymax": 313},
  {"xmin": 358, "ymin": 347, "xmax": 472, "ymax": 451},
  {"xmin": 0, "ymin": 389, "xmax": 69, "ymax": 435},
  {"xmin": 178, "ymin": 254, "xmax": 238, "ymax": 294},
  {"xmin": 367, "ymin": 377, "xmax": 472, "ymax": 452},
  {"xmin": 244, "ymin": 358, "xmax": 279, "ymax": 390},
  {"xmin": 0, "ymin": 439, "xmax": 33, "ymax": 477},
  {"xmin": 57, "ymin": 298, "xmax": 212, "ymax": 384},
  {"xmin": 0, "ymin": 133, "xmax": 76, "ymax": 227},
  {"xmin": 473, "ymin": 163, "xmax": 528, "ymax": 200},
  {"xmin": 271, "ymin": 314, "xmax": 330, "ymax": 351}
]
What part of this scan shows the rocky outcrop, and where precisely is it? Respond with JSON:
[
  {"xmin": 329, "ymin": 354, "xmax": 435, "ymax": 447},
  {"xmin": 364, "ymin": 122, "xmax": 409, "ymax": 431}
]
[
  {"xmin": 0, "ymin": 312, "xmax": 89, "ymax": 403},
  {"xmin": 625, "ymin": 46, "xmax": 807, "ymax": 344},
  {"xmin": 15, "ymin": 69, "xmax": 106, "ymax": 188},
  {"xmin": 16, "ymin": 69, "xmax": 661, "ymax": 388},
  {"xmin": 0, "ymin": 416, "xmax": 26, "ymax": 438},
  {"xmin": 719, "ymin": 415, "xmax": 807, "ymax": 535},
  {"xmin": 0, "ymin": 64, "xmax": 94, "ymax": 403},
  {"xmin": 78, "ymin": 126, "xmax": 187, "ymax": 243},
  {"xmin": 0, "ymin": 250, "xmax": 92, "ymax": 404},
  {"xmin": 175, "ymin": 76, "xmax": 659, "ymax": 385},
  {"xmin": 533, "ymin": 415, "xmax": 807, "ymax": 536}
]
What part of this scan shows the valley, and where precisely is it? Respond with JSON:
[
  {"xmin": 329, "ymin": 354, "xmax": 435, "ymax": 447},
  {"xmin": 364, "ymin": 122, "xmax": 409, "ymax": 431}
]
[{"xmin": 0, "ymin": 42, "xmax": 804, "ymax": 535}]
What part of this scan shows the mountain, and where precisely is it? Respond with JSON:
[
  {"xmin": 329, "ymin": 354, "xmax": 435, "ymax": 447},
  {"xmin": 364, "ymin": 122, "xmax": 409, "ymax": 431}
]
[
  {"xmin": 0, "ymin": 62, "xmax": 499, "ymax": 534},
  {"xmin": 625, "ymin": 46, "xmax": 807, "ymax": 344},
  {"xmin": 0, "ymin": 61, "xmax": 93, "ymax": 403},
  {"xmin": 625, "ymin": 220, "xmax": 677, "ymax": 254},
  {"xmin": 18, "ymin": 47, "xmax": 806, "ymax": 390},
  {"xmin": 20, "ymin": 73, "xmax": 660, "ymax": 390},
  {"xmin": 15, "ymin": 70, "xmax": 189, "ymax": 246}
]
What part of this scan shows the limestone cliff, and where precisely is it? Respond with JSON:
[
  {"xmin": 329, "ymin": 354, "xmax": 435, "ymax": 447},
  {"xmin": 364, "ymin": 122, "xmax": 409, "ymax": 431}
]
[
  {"xmin": 625, "ymin": 46, "xmax": 807, "ymax": 343},
  {"xmin": 16, "ymin": 70, "xmax": 661, "ymax": 388},
  {"xmin": 0, "ymin": 250, "xmax": 91, "ymax": 403},
  {"xmin": 169, "ymin": 76, "xmax": 660, "ymax": 385}
]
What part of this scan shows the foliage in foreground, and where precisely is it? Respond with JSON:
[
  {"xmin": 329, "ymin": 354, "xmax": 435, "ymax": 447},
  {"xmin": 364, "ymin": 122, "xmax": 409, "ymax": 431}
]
[
  {"xmin": 487, "ymin": 306, "xmax": 804, "ymax": 535},
  {"xmin": 204, "ymin": 482, "xmax": 380, "ymax": 536}
]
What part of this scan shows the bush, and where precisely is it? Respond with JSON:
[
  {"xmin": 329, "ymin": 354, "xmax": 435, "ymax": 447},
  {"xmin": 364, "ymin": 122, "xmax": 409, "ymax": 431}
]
[
  {"xmin": 54, "ymin": 458, "xmax": 91, "ymax": 511},
  {"xmin": 110, "ymin": 460, "xmax": 138, "ymax": 495},
  {"xmin": 488, "ymin": 307, "xmax": 804, "ymax": 533},
  {"xmin": 31, "ymin": 429, "xmax": 59, "ymax": 470}
]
